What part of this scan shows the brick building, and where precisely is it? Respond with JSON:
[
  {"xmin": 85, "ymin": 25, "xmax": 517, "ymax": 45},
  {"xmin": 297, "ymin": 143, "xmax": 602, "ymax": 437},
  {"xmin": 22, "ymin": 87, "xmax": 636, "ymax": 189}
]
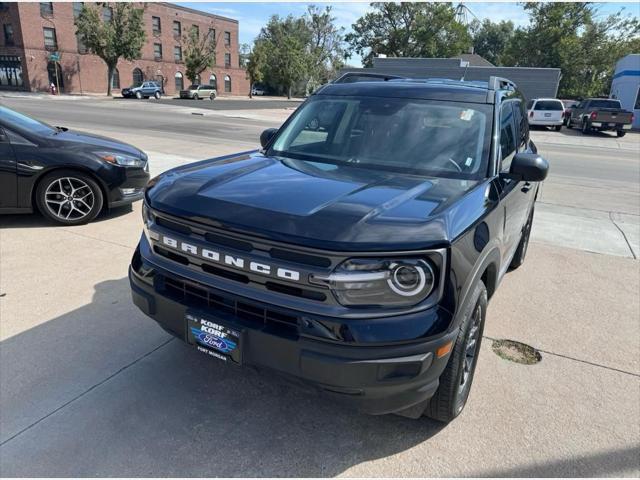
[{"xmin": 0, "ymin": 2, "xmax": 249, "ymax": 96}]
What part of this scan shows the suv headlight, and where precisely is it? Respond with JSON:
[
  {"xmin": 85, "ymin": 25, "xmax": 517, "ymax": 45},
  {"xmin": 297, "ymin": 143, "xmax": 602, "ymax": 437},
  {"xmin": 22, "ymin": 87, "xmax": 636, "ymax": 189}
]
[
  {"xmin": 310, "ymin": 257, "xmax": 437, "ymax": 307},
  {"xmin": 96, "ymin": 151, "xmax": 146, "ymax": 168}
]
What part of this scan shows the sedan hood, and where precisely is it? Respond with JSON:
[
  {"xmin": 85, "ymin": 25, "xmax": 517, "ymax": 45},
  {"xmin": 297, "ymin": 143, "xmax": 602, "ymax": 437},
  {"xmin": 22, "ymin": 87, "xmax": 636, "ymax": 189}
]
[
  {"xmin": 148, "ymin": 152, "xmax": 486, "ymax": 250},
  {"xmin": 52, "ymin": 130, "xmax": 145, "ymax": 157}
]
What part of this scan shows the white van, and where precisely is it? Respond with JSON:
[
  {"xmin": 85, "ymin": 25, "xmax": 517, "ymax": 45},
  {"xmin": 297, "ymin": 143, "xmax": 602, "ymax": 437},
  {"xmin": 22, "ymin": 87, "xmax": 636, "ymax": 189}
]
[{"xmin": 526, "ymin": 98, "xmax": 565, "ymax": 131}]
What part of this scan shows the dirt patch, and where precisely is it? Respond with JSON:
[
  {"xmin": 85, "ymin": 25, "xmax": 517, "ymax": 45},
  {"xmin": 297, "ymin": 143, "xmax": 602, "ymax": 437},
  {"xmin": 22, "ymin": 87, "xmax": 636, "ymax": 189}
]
[{"xmin": 491, "ymin": 339, "xmax": 542, "ymax": 365}]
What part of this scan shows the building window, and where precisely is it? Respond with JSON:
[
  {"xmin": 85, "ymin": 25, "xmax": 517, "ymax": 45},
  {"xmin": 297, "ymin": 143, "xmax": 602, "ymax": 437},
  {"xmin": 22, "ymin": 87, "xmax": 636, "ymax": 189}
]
[
  {"xmin": 132, "ymin": 67, "xmax": 143, "ymax": 87},
  {"xmin": 224, "ymin": 53, "xmax": 231, "ymax": 68},
  {"xmin": 208, "ymin": 28, "xmax": 215, "ymax": 42},
  {"xmin": 192, "ymin": 25, "xmax": 199, "ymax": 37},
  {"xmin": 173, "ymin": 21, "xmax": 181, "ymax": 37},
  {"xmin": 224, "ymin": 74, "xmax": 231, "ymax": 93},
  {"xmin": 152, "ymin": 16, "xmax": 161, "ymax": 35},
  {"xmin": 72, "ymin": 2, "xmax": 83, "ymax": 18},
  {"xmin": 43, "ymin": 27, "xmax": 57, "ymax": 51},
  {"xmin": 154, "ymin": 43, "xmax": 162, "ymax": 60},
  {"xmin": 102, "ymin": 5, "xmax": 112, "ymax": 22},
  {"xmin": 209, "ymin": 74, "xmax": 216, "ymax": 89},
  {"xmin": 3, "ymin": 24, "xmax": 13, "ymax": 46},
  {"xmin": 174, "ymin": 45, "xmax": 182, "ymax": 62},
  {"xmin": 47, "ymin": 61, "xmax": 63, "ymax": 89},
  {"xmin": 111, "ymin": 68, "xmax": 120, "ymax": 89},
  {"xmin": 40, "ymin": 2, "xmax": 53, "ymax": 16},
  {"xmin": 224, "ymin": 31, "xmax": 231, "ymax": 46},
  {"xmin": 175, "ymin": 71, "xmax": 183, "ymax": 91},
  {"xmin": 194, "ymin": 73, "xmax": 201, "ymax": 85}
]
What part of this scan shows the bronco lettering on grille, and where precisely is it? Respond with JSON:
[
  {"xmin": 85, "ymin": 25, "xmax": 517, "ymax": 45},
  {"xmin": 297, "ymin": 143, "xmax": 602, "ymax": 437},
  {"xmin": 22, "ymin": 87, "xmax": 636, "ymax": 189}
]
[{"xmin": 159, "ymin": 235, "xmax": 301, "ymax": 281}]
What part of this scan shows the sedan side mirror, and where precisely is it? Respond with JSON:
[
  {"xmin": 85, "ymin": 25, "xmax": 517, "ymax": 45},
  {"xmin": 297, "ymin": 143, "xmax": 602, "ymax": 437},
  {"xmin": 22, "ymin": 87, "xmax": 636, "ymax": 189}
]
[
  {"xmin": 260, "ymin": 128, "xmax": 278, "ymax": 149},
  {"xmin": 509, "ymin": 153, "xmax": 549, "ymax": 182}
]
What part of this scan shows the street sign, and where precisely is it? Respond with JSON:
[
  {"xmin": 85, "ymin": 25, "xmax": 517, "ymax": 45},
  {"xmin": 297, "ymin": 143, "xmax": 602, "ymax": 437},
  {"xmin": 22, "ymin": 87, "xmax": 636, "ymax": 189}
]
[{"xmin": 49, "ymin": 52, "xmax": 60, "ymax": 62}]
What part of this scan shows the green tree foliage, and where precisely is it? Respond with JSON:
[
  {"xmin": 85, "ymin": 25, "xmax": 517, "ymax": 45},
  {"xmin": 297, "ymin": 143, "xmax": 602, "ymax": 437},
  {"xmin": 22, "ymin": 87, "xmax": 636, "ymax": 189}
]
[
  {"xmin": 183, "ymin": 26, "xmax": 217, "ymax": 85},
  {"xmin": 75, "ymin": 3, "xmax": 146, "ymax": 96},
  {"xmin": 245, "ymin": 41, "xmax": 267, "ymax": 98},
  {"xmin": 502, "ymin": 3, "xmax": 640, "ymax": 97},
  {"xmin": 305, "ymin": 6, "xmax": 345, "ymax": 94},
  {"xmin": 345, "ymin": 3, "xmax": 472, "ymax": 66},
  {"xmin": 469, "ymin": 19, "xmax": 515, "ymax": 66}
]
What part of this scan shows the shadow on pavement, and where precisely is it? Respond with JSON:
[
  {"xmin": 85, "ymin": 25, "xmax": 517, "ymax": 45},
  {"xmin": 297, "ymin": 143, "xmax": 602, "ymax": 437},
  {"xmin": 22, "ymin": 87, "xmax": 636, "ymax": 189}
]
[
  {"xmin": 0, "ymin": 276, "xmax": 445, "ymax": 477},
  {"xmin": 0, "ymin": 204, "xmax": 133, "ymax": 229}
]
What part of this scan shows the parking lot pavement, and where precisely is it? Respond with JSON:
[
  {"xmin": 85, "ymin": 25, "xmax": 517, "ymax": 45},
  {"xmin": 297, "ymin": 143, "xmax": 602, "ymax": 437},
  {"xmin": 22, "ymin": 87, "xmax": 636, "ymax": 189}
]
[{"xmin": 1, "ymin": 97, "xmax": 639, "ymax": 476}]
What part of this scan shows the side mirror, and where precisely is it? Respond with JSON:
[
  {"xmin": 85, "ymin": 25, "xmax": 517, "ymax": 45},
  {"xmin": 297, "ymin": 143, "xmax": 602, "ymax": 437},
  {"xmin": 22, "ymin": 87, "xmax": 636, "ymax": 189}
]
[
  {"xmin": 260, "ymin": 128, "xmax": 278, "ymax": 149},
  {"xmin": 509, "ymin": 153, "xmax": 549, "ymax": 182}
]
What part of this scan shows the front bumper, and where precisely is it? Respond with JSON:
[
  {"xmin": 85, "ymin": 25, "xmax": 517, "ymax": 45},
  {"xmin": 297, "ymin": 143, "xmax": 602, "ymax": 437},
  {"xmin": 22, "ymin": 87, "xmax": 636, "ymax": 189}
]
[
  {"xmin": 129, "ymin": 247, "xmax": 457, "ymax": 416},
  {"xmin": 106, "ymin": 166, "xmax": 149, "ymax": 208},
  {"xmin": 529, "ymin": 119, "xmax": 563, "ymax": 126}
]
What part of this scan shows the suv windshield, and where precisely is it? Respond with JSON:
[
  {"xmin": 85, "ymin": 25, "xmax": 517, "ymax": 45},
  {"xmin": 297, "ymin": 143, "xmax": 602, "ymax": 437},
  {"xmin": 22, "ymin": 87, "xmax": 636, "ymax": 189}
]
[
  {"xmin": 0, "ymin": 106, "xmax": 55, "ymax": 135},
  {"xmin": 189, "ymin": 84, "xmax": 199, "ymax": 90},
  {"xmin": 534, "ymin": 100, "xmax": 563, "ymax": 111},
  {"xmin": 590, "ymin": 99, "xmax": 621, "ymax": 109},
  {"xmin": 269, "ymin": 95, "xmax": 492, "ymax": 179}
]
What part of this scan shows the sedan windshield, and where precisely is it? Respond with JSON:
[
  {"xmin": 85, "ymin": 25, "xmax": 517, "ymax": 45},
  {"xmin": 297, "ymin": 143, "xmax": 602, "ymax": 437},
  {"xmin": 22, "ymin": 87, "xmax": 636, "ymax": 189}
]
[
  {"xmin": 0, "ymin": 106, "xmax": 55, "ymax": 135},
  {"xmin": 269, "ymin": 95, "xmax": 491, "ymax": 179}
]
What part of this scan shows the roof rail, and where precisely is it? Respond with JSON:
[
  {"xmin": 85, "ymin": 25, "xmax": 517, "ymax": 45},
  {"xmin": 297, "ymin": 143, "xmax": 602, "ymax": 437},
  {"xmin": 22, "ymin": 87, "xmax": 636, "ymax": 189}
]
[
  {"xmin": 333, "ymin": 72, "xmax": 405, "ymax": 84},
  {"xmin": 488, "ymin": 76, "xmax": 517, "ymax": 91}
]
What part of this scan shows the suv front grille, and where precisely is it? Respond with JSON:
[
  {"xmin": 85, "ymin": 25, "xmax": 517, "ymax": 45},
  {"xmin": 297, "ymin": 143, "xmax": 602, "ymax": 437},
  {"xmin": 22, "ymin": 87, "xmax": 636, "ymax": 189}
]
[{"xmin": 161, "ymin": 274, "xmax": 299, "ymax": 337}]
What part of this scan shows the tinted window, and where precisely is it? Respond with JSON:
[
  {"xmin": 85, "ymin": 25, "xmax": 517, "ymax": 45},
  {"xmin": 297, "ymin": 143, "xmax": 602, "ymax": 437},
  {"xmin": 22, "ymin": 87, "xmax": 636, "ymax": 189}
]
[
  {"xmin": 499, "ymin": 103, "xmax": 516, "ymax": 172},
  {"xmin": 589, "ymin": 99, "xmax": 622, "ymax": 109},
  {"xmin": 0, "ymin": 106, "xmax": 54, "ymax": 135},
  {"xmin": 526, "ymin": 100, "xmax": 534, "ymax": 110},
  {"xmin": 189, "ymin": 84, "xmax": 199, "ymax": 90},
  {"xmin": 270, "ymin": 95, "xmax": 492, "ymax": 179},
  {"xmin": 534, "ymin": 100, "xmax": 563, "ymax": 111}
]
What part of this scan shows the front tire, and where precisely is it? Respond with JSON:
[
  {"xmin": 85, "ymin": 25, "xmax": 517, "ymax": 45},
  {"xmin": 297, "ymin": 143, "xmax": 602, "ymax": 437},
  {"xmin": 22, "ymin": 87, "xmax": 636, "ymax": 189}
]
[
  {"xmin": 581, "ymin": 119, "xmax": 590, "ymax": 134},
  {"xmin": 209, "ymin": 92, "xmax": 216, "ymax": 101},
  {"xmin": 566, "ymin": 117, "xmax": 573, "ymax": 129},
  {"xmin": 424, "ymin": 281, "xmax": 487, "ymax": 423},
  {"xmin": 617, "ymin": 130, "xmax": 626, "ymax": 138},
  {"xmin": 36, "ymin": 170, "xmax": 103, "ymax": 225},
  {"xmin": 193, "ymin": 93, "xmax": 199, "ymax": 100},
  {"xmin": 555, "ymin": 125, "xmax": 562, "ymax": 132},
  {"xmin": 135, "ymin": 91, "xmax": 142, "ymax": 100}
]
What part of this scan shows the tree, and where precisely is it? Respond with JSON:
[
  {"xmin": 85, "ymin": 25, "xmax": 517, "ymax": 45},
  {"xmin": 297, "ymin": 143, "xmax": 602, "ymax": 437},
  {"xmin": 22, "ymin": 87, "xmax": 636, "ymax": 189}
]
[
  {"xmin": 183, "ymin": 26, "xmax": 217, "ymax": 84},
  {"xmin": 470, "ymin": 19, "xmax": 514, "ymax": 66},
  {"xmin": 75, "ymin": 3, "xmax": 146, "ymax": 96},
  {"xmin": 245, "ymin": 41, "xmax": 267, "ymax": 98},
  {"xmin": 305, "ymin": 6, "xmax": 345, "ymax": 94},
  {"xmin": 502, "ymin": 3, "xmax": 640, "ymax": 97},
  {"xmin": 346, "ymin": 3, "xmax": 471, "ymax": 66}
]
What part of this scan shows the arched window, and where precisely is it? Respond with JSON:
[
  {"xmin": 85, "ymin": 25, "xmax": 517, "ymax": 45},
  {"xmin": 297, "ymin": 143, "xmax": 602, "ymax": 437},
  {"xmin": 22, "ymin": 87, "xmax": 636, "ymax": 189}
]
[
  {"xmin": 224, "ymin": 74, "xmax": 231, "ymax": 93},
  {"xmin": 174, "ymin": 71, "xmax": 183, "ymax": 91},
  {"xmin": 209, "ymin": 74, "xmax": 217, "ymax": 90},
  {"xmin": 111, "ymin": 68, "xmax": 120, "ymax": 89},
  {"xmin": 132, "ymin": 68, "xmax": 143, "ymax": 87},
  {"xmin": 194, "ymin": 73, "xmax": 201, "ymax": 85}
]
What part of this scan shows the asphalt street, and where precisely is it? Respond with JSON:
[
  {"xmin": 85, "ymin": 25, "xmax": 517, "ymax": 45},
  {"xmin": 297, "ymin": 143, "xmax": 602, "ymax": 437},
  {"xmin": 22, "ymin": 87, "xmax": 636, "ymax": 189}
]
[
  {"xmin": 155, "ymin": 96, "xmax": 303, "ymax": 110},
  {"xmin": 0, "ymin": 96, "xmax": 639, "ymax": 477}
]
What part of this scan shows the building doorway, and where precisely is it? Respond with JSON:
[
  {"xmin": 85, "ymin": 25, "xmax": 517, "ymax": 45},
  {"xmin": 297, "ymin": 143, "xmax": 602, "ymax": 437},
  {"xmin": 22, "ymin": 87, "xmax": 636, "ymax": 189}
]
[{"xmin": 47, "ymin": 61, "xmax": 63, "ymax": 91}]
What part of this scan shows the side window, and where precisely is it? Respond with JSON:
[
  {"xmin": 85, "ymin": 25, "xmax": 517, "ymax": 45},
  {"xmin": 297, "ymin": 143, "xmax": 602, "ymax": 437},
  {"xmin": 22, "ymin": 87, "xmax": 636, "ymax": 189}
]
[
  {"xmin": 526, "ymin": 100, "xmax": 534, "ymax": 110},
  {"xmin": 499, "ymin": 102, "xmax": 516, "ymax": 172},
  {"xmin": 512, "ymin": 100, "xmax": 528, "ymax": 150}
]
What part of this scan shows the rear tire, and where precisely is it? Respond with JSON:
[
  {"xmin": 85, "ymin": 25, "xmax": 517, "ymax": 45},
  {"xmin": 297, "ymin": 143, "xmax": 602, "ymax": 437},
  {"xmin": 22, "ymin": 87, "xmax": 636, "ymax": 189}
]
[
  {"xmin": 424, "ymin": 281, "xmax": 487, "ymax": 423},
  {"xmin": 154, "ymin": 91, "xmax": 161, "ymax": 99},
  {"xmin": 510, "ymin": 207, "xmax": 534, "ymax": 270},
  {"xmin": 554, "ymin": 125, "xmax": 562, "ymax": 132},
  {"xmin": 209, "ymin": 92, "xmax": 216, "ymax": 101},
  {"xmin": 36, "ymin": 170, "xmax": 103, "ymax": 226},
  {"xmin": 193, "ymin": 93, "xmax": 199, "ymax": 100},
  {"xmin": 617, "ymin": 130, "xmax": 626, "ymax": 138}
]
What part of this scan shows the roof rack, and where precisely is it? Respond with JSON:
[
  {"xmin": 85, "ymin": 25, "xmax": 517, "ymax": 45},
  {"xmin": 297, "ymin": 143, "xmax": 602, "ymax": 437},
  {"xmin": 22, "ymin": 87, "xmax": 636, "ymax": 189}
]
[
  {"xmin": 488, "ymin": 76, "xmax": 517, "ymax": 91},
  {"xmin": 333, "ymin": 72, "xmax": 405, "ymax": 84}
]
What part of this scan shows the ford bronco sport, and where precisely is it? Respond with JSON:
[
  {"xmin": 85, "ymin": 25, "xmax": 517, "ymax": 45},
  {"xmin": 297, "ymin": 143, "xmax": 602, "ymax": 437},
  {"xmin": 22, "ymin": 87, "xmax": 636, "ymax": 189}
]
[{"xmin": 129, "ymin": 75, "xmax": 549, "ymax": 422}]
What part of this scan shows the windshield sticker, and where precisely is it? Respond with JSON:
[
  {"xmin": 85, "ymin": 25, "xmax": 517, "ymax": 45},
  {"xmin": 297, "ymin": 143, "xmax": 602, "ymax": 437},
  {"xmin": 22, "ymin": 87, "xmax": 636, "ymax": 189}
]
[{"xmin": 460, "ymin": 109, "xmax": 475, "ymax": 121}]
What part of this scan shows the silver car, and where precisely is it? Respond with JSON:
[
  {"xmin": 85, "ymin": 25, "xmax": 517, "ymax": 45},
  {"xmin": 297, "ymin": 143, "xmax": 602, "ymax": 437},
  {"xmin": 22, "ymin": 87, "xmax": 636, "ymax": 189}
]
[{"xmin": 179, "ymin": 84, "xmax": 217, "ymax": 100}]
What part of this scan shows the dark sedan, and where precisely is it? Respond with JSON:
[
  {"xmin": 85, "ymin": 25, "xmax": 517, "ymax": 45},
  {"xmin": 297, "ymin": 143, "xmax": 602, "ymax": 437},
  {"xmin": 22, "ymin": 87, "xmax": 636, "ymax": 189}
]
[{"xmin": 0, "ymin": 106, "xmax": 149, "ymax": 225}]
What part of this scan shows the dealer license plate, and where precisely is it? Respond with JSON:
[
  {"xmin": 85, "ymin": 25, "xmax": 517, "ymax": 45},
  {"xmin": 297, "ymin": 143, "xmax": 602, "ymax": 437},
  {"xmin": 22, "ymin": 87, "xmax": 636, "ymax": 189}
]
[{"xmin": 186, "ymin": 312, "xmax": 242, "ymax": 363}]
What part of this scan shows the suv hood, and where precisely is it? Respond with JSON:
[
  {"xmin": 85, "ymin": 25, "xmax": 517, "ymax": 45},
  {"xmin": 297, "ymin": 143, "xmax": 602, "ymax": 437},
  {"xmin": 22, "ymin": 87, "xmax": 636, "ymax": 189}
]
[{"xmin": 147, "ymin": 152, "xmax": 486, "ymax": 250}]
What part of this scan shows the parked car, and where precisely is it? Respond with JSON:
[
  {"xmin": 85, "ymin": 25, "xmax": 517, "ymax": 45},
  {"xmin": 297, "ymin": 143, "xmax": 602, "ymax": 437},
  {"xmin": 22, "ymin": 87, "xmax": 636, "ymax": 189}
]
[
  {"xmin": 567, "ymin": 98, "xmax": 634, "ymax": 137},
  {"xmin": 130, "ymin": 74, "xmax": 548, "ymax": 423},
  {"xmin": 179, "ymin": 84, "xmax": 217, "ymax": 100},
  {"xmin": 561, "ymin": 99, "xmax": 579, "ymax": 125},
  {"xmin": 251, "ymin": 86, "xmax": 266, "ymax": 96},
  {"xmin": 121, "ymin": 81, "xmax": 162, "ymax": 99},
  {"xmin": 526, "ymin": 98, "xmax": 565, "ymax": 131},
  {"xmin": 0, "ymin": 106, "xmax": 149, "ymax": 225}
]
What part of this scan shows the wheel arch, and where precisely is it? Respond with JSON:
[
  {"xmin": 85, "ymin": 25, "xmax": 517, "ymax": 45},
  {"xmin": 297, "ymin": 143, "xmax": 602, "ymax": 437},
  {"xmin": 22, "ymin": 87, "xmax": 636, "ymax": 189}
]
[{"xmin": 30, "ymin": 165, "xmax": 110, "ymax": 214}]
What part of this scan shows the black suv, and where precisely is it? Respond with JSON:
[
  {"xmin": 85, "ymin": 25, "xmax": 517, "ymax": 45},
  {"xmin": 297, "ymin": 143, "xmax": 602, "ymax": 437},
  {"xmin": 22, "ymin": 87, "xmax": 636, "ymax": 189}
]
[{"xmin": 129, "ymin": 75, "xmax": 548, "ymax": 422}]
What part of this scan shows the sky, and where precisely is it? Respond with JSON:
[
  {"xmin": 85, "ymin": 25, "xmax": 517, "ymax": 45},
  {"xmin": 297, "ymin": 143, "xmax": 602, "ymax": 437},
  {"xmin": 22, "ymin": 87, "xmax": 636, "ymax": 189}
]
[{"xmin": 178, "ymin": 1, "xmax": 640, "ymax": 66}]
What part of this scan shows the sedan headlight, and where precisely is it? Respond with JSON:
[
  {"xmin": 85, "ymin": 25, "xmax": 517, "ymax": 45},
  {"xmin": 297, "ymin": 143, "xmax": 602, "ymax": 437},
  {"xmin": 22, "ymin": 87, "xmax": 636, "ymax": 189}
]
[
  {"xmin": 96, "ymin": 151, "xmax": 146, "ymax": 168},
  {"xmin": 310, "ymin": 258, "xmax": 437, "ymax": 307}
]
